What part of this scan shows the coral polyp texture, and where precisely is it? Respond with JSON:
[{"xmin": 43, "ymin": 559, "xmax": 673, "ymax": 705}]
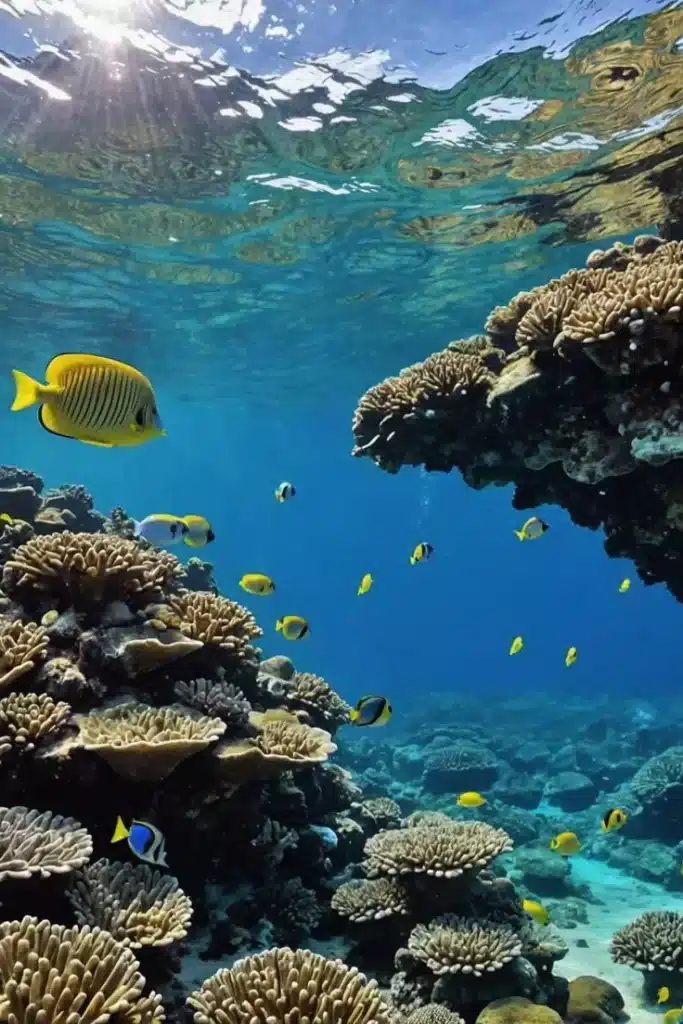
[
  {"xmin": 331, "ymin": 877, "xmax": 410, "ymax": 922},
  {"xmin": 2, "ymin": 532, "xmax": 184, "ymax": 608},
  {"xmin": 611, "ymin": 910, "xmax": 683, "ymax": 971},
  {"xmin": 407, "ymin": 915, "xmax": 522, "ymax": 977},
  {"xmin": 287, "ymin": 670, "xmax": 352, "ymax": 730},
  {"xmin": 351, "ymin": 236, "xmax": 683, "ymax": 599},
  {"xmin": 215, "ymin": 711, "xmax": 337, "ymax": 781},
  {"xmin": 73, "ymin": 701, "xmax": 226, "ymax": 781},
  {"xmin": 0, "ymin": 806, "xmax": 92, "ymax": 880},
  {"xmin": 167, "ymin": 590, "xmax": 262, "ymax": 657},
  {"xmin": 364, "ymin": 822, "xmax": 513, "ymax": 878},
  {"xmin": 0, "ymin": 692, "xmax": 70, "ymax": 753},
  {"xmin": 187, "ymin": 948, "xmax": 392, "ymax": 1024},
  {"xmin": 0, "ymin": 916, "xmax": 164, "ymax": 1024},
  {"xmin": 0, "ymin": 619, "xmax": 49, "ymax": 689},
  {"xmin": 67, "ymin": 858, "xmax": 193, "ymax": 948}
]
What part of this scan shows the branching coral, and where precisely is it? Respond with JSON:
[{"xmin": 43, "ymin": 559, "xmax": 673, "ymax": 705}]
[
  {"xmin": 611, "ymin": 910, "xmax": 683, "ymax": 971},
  {"xmin": 362, "ymin": 796, "xmax": 403, "ymax": 829},
  {"xmin": 287, "ymin": 671, "xmax": 351, "ymax": 729},
  {"xmin": 0, "ymin": 619, "xmax": 49, "ymax": 690},
  {"xmin": 364, "ymin": 822, "xmax": 513, "ymax": 879},
  {"xmin": 167, "ymin": 591, "xmax": 262, "ymax": 658},
  {"xmin": 331, "ymin": 877, "xmax": 410, "ymax": 923},
  {"xmin": 174, "ymin": 678, "xmax": 251, "ymax": 730},
  {"xmin": 187, "ymin": 948, "xmax": 391, "ymax": 1024},
  {"xmin": 2, "ymin": 533, "xmax": 183, "ymax": 606},
  {"xmin": 0, "ymin": 806, "xmax": 92, "ymax": 880},
  {"xmin": 407, "ymin": 915, "xmax": 522, "ymax": 976},
  {"xmin": 74, "ymin": 701, "xmax": 226, "ymax": 781},
  {"xmin": 215, "ymin": 711, "xmax": 337, "ymax": 781},
  {"xmin": 0, "ymin": 916, "xmax": 165, "ymax": 1023},
  {"xmin": 67, "ymin": 858, "xmax": 192, "ymax": 948},
  {"xmin": 0, "ymin": 692, "xmax": 70, "ymax": 752}
]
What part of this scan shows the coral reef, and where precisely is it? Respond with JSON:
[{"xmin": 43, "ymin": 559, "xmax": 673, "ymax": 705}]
[{"xmin": 351, "ymin": 238, "xmax": 683, "ymax": 599}]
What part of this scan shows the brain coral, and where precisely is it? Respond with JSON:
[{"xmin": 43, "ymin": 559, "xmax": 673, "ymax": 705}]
[
  {"xmin": 611, "ymin": 910, "xmax": 683, "ymax": 971},
  {"xmin": 0, "ymin": 916, "xmax": 164, "ymax": 1024},
  {"xmin": 0, "ymin": 806, "xmax": 92, "ymax": 881},
  {"xmin": 2, "ymin": 532, "xmax": 183, "ymax": 607},
  {"xmin": 364, "ymin": 822, "xmax": 512, "ymax": 878},
  {"xmin": 407, "ymin": 914, "xmax": 522, "ymax": 976},
  {"xmin": 187, "ymin": 947, "xmax": 391, "ymax": 1024},
  {"xmin": 475, "ymin": 998, "xmax": 562, "ymax": 1023},
  {"xmin": 423, "ymin": 742, "xmax": 500, "ymax": 794}
]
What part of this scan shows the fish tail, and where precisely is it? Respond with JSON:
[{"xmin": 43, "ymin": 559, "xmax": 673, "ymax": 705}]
[
  {"xmin": 514, "ymin": 530, "xmax": 524, "ymax": 540},
  {"xmin": 275, "ymin": 619, "xmax": 283, "ymax": 632},
  {"xmin": 111, "ymin": 816, "xmax": 130, "ymax": 843},
  {"xmin": 11, "ymin": 369, "xmax": 44, "ymax": 412},
  {"xmin": 132, "ymin": 520, "xmax": 142, "ymax": 537},
  {"xmin": 348, "ymin": 709, "xmax": 358, "ymax": 722},
  {"xmin": 409, "ymin": 556, "xmax": 416, "ymax": 565}
]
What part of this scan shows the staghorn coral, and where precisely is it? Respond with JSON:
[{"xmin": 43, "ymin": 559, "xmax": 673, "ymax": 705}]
[
  {"xmin": 67, "ymin": 858, "xmax": 192, "ymax": 948},
  {"xmin": 331, "ymin": 877, "xmax": 410, "ymax": 923},
  {"xmin": 74, "ymin": 701, "xmax": 226, "ymax": 781},
  {"xmin": 0, "ymin": 692, "xmax": 70, "ymax": 752},
  {"xmin": 611, "ymin": 910, "xmax": 683, "ymax": 971},
  {"xmin": 0, "ymin": 916, "xmax": 164, "ymax": 1023},
  {"xmin": 2, "ymin": 532, "xmax": 183, "ymax": 607},
  {"xmin": 0, "ymin": 806, "xmax": 92, "ymax": 880},
  {"xmin": 287, "ymin": 671, "xmax": 351, "ymax": 729},
  {"xmin": 364, "ymin": 822, "xmax": 513, "ymax": 878},
  {"xmin": 0, "ymin": 619, "xmax": 49, "ymax": 690},
  {"xmin": 407, "ymin": 914, "xmax": 522, "ymax": 976},
  {"xmin": 173, "ymin": 678, "xmax": 251, "ymax": 730},
  {"xmin": 167, "ymin": 590, "xmax": 262, "ymax": 658},
  {"xmin": 215, "ymin": 711, "xmax": 336, "ymax": 781},
  {"xmin": 187, "ymin": 947, "xmax": 391, "ymax": 1024}
]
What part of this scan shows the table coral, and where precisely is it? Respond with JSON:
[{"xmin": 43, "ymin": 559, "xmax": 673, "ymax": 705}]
[
  {"xmin": 407, "ymin": 915, "xmax": 522, "ymax": 977},
  {"xmin": 364, "ymin": 822, "xmax": 513, "ymax": 878},
  {"xmin": 73, "ymin": 701, "xmax": 226, "ymax": 781},
  {"xmin": 0, "ymin": 916, "xmax": 164, "ymax": 1024},
  {"xmin": 67, "ymin": 858, "xmax": 192, "ymax": 948},
  {"xmin": 215, "ymin": 711, "xmax": 336, "ymax": 781},
  {"xmin": 187, "ymin": 947, "xmax": 391, "ymax": 1024},
  {"xmin": 0, "ymin": 806, "xmax": 92, "ymax": 881},
  {"xmin": 351, "ymin": 236, "xmax": 683, "ymax": 598}
]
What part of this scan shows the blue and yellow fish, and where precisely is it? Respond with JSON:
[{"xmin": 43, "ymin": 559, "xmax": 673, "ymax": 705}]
[
  {"xmin": 111, "ymin": 816, "xmax": 168, "ymax": 867},
  {"xmin": 350, "ymin": 695, "xmax": 392, "ymax": 727},
  {"xmin": 410, "ymin": 542, "xmax": 433, "ymax": 566}
]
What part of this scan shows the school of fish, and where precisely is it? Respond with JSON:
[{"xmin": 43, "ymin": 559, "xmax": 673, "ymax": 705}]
[{"xmin": 13, "ymin": 351, "xmax": 655, "ymax": 954}]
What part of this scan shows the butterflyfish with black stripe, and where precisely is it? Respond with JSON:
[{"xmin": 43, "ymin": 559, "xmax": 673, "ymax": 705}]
[{"xmin": 10, "ymin": 353, "xmax": 165, "ymax": 447}]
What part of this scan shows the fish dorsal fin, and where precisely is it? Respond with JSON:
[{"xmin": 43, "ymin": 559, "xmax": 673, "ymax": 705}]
[{"xmin": 45, "ymin": 353, "xmax": 151, "ymax": 389}]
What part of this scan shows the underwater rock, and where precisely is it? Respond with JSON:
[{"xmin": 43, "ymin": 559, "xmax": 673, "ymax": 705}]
[
  {"xmin": 566, "ymin": 975, "xmax": 625, "ymax": 1024},
  {"xmin": 544, "ymin": 771, "xmax": 597, "ymax": 812},
  {"xmin": 494, "ymin": 773, "xmax": 544, "ymax": 810},
  {"xmin": 512, "ymin": 848, "xmax": 573, "ymax": 898},
  {"xmin": 0, "ymin": 486, "xmax": 41, "ymax": 522},
  {"xmin": 511, "ymin": 741, "xmax": 551, "ymax": 773},
  {"xmin": 422, "ymin": 741, "xmax": 501, "ymax": 795}
]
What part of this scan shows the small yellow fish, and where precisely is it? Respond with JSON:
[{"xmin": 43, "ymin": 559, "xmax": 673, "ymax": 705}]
[
  {"xmin": 509, "ymin": 636, "xmax": 523, "ymax": 656},
  {"xmin": 276, "ymin": 615, "xmax": 309, "ymax": 640},
  {"xmin": 11, "ymin": 353, "xmax": 164, "ymax": 447},
  {"xmin": 565, "ymin": 646, "xmax": 578, "ymax": 667},
  {"xmin": 549, "ymin": 831, "xmax": 581, "ymax": 856},
  {"xmin": 275, "ymin": 481, "xmax": 295, "ymax": 502},
  {"xmin": 181, "ymin": 515, "xmax": 215, "ymax": 548},
  {"xmin": 410, "ymin": 542, "xmax": 433, "ymax": 566},
  {"xmin": 663, "ymin": 1008, "xmax": 683, "ymax": 1024},
  {"xmin": 601, "ymin": 808, "xmax": 628, "ymax": 833},
  {"xmin": 357, "ymin": 573, "xmax": 373, "ymax": 596},
  {"xmin": 658, "ymin": 987, "xmax": 671, "ymax": 1005},
  {"xmin": 522, "ymin": 899, "xmax": 549, "ymax": 927},
  {"xmin": 349, "ymin": 695, "xmax": 392, "ymax": 727},
  {"xmin": 618, "ymin": 577, "xmax": 631, "ymax": 593},
  {"xmin": 41, "ymin": 609, "xmax": 59, "ymax": 627},
  {"xmin": 239, "ymin": 573, "xmax": 276, "ymax": 596},
  {"xmin": 0, "ymin": 513, "xmax": 14, "ymax": 525},
  {"xmin": 457, "ymin": 792, "xmax": 486, "ymax": 808},
  {"xmin": 514, "ymin": 516, "xmax": 549, "ymax": 541}
]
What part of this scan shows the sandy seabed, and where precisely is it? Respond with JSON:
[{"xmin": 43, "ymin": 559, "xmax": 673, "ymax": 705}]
[{"xmin": 560, "ymin": 858, "xmax": 683, "ymax": 1023}]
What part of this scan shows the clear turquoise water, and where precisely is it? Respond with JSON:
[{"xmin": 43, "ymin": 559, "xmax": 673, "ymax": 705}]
[{"xmin": 1, "ymin": 0, "xmax": 682, "ymax": 706}]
